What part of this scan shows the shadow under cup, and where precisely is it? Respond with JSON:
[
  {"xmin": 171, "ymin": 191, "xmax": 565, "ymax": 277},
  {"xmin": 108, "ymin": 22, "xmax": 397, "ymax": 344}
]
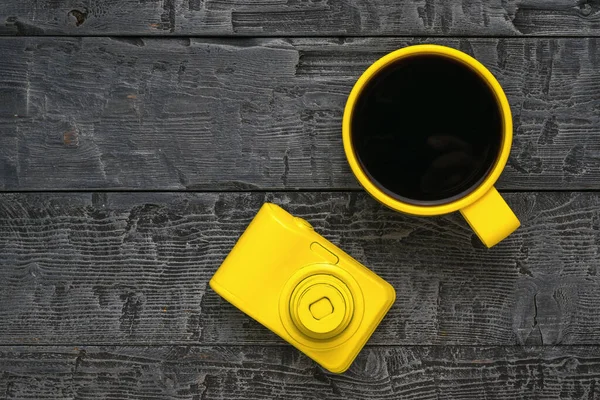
[{"xmin": 349, "ymin": 53, "xmax": 504, "ymax": 206}]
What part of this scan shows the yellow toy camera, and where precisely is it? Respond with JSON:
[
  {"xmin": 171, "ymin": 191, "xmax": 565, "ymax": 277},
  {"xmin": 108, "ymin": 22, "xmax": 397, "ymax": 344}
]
[{"xmin": 209, "ymin": 203, "xmax": 396, "ymax": 373}]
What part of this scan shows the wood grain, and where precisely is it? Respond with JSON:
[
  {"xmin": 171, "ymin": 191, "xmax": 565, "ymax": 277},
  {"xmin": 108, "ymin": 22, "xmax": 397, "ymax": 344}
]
[
  {"xmin": 1, "ymin": 0, "xmax": 600, "ymax": 36},
  {"xmin": 0, "ymin": 37, "xmax": 599, "ymax": 191},
  {"xmin": 2, "ymin": 191, "xmax": 600, "ymax": 346},
  {"xmin": 1, "ymin": 345, "xmax": 600, "ymax": 399}
]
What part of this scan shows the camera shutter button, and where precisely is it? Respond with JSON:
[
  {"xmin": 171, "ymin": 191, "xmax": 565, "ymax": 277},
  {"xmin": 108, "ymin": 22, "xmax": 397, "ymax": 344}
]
[{"xmin": 294, "ymin": 217, "xmax": 313, "ymax": 230}]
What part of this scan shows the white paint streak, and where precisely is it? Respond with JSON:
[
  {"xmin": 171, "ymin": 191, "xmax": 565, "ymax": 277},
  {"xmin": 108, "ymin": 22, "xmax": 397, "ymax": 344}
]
[{"xmin": 25, "ymin": 64, "xmax": 31, "ymax": 116}]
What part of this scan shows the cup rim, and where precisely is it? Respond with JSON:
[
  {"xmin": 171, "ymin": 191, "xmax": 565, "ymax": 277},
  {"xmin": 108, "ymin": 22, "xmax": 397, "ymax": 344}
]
[{"xmin": 342, "ymin": 44, "xmax": 513, "ymax": 216}]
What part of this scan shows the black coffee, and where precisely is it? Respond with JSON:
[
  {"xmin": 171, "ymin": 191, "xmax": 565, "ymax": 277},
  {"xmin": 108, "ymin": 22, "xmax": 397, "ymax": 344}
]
[{"xmin": 351, "ymin": 55, "xmax": 503, "ymax": 205}]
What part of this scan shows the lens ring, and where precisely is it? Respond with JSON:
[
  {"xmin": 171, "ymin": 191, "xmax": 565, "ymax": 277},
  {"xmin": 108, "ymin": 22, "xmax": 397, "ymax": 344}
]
[{"xmin": 278, "ymin": 263, "xmax": 364, "ymax": 349}]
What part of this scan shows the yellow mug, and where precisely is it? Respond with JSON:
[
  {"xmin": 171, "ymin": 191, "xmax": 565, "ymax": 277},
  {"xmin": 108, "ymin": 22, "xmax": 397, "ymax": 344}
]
[{"xmin": 342, "ymin": 44, "xmax": 520, "ymax": 248}]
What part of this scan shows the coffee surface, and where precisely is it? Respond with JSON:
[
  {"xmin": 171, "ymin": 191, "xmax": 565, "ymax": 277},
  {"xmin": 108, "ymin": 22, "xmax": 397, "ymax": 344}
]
[{"xmin": 351, "ymin": 55, "xmax": 503, "ymax": 204}]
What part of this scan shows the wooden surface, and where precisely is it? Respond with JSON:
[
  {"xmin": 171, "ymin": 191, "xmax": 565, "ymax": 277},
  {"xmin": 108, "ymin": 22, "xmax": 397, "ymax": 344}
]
[
  {"xmin": 1, "ymin": 0, "xmax": 600, "ymax": 399},
  {"xmin": 1, "ymin": 37, "xmax": 600, "ymax": 190},
  {"xmin": 2, "ymin": 191, "xmax": 600, "ymax": 347},
  {"xmin": 2, "ymin": 345, "xmax": 600, "ymax": 399},
  {"xmin": 2, "ymin": 0, "xmax": 600, "ymax": 36}
]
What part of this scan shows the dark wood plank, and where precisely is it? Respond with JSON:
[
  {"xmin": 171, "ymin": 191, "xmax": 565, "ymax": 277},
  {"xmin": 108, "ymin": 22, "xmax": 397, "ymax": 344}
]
[
  {"xmin": 2, "ymin": 0, "xmax": 600, "ymax": 36},
  {"xmin": 1, "ymin": 345, "xmax": 600, "ymax": 399},
  {"xmin": 0, "ymin": 37, "xmax": 599, "ymax": 191},
  {"xmin": 1, "ymin": 191, "xmax": 600, "ymax": 346}
]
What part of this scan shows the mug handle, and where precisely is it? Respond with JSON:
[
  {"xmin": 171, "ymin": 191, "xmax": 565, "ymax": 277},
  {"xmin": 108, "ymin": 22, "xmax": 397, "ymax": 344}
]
[{"xmin": 459, "ymin": 187, "xmax": 520, "ymax": 248}]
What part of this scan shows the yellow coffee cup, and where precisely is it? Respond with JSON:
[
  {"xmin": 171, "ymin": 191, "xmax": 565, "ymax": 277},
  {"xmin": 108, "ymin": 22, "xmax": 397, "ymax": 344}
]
[{"xmin": 343, "ymin": 44, "xmax": 520, "ymax": 248}]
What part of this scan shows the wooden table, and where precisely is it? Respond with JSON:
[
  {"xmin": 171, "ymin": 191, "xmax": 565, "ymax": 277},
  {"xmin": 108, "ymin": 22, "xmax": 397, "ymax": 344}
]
[{"xmin": 1, "ymin": 1, "xmax": 600, "ymax": 399}]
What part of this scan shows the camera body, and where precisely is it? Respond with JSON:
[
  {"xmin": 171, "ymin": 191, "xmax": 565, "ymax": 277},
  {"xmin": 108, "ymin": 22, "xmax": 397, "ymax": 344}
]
[{"xmin": 209, "ymin": 203, "xmax": 396, "ymax": 373}]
